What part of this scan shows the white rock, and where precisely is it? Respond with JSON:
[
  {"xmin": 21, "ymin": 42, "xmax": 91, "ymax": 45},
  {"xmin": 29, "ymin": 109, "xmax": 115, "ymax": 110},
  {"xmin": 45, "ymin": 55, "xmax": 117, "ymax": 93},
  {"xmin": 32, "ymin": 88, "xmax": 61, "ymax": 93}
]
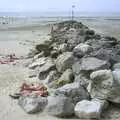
[
  {"xmin": 75, "ymin": 99, "xmax": 108, "ymax": 119},
  {"xmin": 28, "ymin": 57, "xmax": 47, "ymax": 69},
  {"xmin": 113, "ymin": 63, "xmax": 120, "ymax": 70},
  {"xmin": 112, "ymin": 70, "xmax": 120, "ymax": 84}
]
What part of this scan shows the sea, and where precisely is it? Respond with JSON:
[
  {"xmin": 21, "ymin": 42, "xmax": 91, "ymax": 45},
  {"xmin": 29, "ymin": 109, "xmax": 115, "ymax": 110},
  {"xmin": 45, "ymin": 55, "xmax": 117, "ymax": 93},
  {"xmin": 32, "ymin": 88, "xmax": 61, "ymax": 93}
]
[{"xmin": 0, "ymin": 12, "xmax": 120, "ymax": 24}]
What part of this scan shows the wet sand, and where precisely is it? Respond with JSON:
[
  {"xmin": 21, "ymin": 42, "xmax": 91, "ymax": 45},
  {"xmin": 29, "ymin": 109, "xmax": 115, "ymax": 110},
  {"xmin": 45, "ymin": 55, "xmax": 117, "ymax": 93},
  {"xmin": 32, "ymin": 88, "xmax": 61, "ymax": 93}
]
[{"xmin": 0, "ymin": 20, "xmax": 120, "ymax": 120}]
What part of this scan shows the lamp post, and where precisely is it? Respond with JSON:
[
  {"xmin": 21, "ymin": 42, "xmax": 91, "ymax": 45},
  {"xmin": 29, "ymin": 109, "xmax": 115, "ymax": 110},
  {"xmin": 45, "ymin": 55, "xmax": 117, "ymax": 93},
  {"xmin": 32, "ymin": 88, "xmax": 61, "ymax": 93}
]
[{"xmin": 72, "ymin": 5, "xmax": 75, "ymax": 20}]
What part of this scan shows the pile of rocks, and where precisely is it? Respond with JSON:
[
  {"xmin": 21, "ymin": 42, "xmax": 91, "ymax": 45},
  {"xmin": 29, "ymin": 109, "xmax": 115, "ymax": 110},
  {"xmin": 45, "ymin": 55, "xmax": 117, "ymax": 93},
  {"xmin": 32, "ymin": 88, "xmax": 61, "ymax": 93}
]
[{"xmin": 19, "ymin": 20, "xmax": 120, "ymax": 119}]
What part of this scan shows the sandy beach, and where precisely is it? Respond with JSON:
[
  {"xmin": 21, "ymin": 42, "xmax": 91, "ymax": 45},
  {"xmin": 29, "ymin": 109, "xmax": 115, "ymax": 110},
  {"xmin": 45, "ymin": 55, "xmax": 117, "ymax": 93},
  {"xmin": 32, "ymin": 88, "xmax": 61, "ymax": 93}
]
[
  {"xmin": 1, "ymin": 18, "xmax": 120, "ymax": 120},
  {"xmin": 0, "ymin": 21, "xmax": 53, "ymax": 120}
]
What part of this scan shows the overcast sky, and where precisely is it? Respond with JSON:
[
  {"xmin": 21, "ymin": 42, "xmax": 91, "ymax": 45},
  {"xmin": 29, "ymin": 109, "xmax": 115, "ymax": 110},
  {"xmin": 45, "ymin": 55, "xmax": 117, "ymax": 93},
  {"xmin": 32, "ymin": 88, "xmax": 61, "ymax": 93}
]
[{"xmin": 0, "ymin": 0, "xmax": 120, "ymax": 12}]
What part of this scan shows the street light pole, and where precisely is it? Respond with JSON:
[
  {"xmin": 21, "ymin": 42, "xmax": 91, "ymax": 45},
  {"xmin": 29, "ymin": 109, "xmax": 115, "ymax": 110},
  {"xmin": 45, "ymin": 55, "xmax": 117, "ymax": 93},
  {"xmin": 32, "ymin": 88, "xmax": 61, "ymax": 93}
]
[{"xmin": 72, "ymin": 5, "xmax": 75, "ymax": 20}]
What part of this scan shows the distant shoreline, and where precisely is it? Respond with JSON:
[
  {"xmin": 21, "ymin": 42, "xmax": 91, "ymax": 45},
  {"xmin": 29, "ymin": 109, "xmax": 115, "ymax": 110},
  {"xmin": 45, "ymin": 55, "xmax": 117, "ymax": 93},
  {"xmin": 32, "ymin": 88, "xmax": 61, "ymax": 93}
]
[{"xmin": 0, "ymin": 15, "xmax": 120, "ymax": 26}]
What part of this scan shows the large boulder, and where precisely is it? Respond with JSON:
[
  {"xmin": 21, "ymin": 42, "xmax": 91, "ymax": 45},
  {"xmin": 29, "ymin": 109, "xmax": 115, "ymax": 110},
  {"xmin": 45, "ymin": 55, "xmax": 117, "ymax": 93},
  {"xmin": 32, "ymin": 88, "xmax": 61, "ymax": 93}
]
[
  {"xmin": 45, "ymin": 95, "xmax": 74, "ymax": 117},
  {"xmin": 105, "ymin": 70, "xmax": 120, "ymax": 103},
  {"xmin": 55, "ymin": 82, "xmax": 90, "ymax": 104},
  {"xmin": 89, "ymin": 70, "xmax": 114, "ymax": 99},
  {"xmin": 90, "ymin": 69, "xmax": 120, "ymax": 104},
  {"xmin": 73, "ymin": 43, "xmax": 92, "ymax": 58},
  {"xmin": 81, "ymin": 57, "xmax": 110, "ymax": 71},
  {"xmin": 55, "ymin": 52, "xmax": 74, "ymax": 72},
  {"xmin": 75, "ymin": 99, "xmax": 108, "ymax": 119},
  {"xmin": 18, "ymin": 94, "xmax": 47, "ymax": 114}
]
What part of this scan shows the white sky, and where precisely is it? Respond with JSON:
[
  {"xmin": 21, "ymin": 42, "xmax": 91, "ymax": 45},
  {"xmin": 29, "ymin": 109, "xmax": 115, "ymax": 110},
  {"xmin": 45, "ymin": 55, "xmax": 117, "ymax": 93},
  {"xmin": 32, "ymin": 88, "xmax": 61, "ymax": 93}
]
[{"xmin": 0, "ymin": 0, "xmax": 120, "ymax": 12}]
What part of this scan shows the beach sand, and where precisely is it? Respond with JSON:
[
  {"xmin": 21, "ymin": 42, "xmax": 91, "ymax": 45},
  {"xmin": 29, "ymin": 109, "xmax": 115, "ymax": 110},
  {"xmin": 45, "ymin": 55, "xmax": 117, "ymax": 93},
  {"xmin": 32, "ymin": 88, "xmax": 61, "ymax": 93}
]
[{"xmin": 0, "ymin": 19, "xmax": 120, "ymax": 120}]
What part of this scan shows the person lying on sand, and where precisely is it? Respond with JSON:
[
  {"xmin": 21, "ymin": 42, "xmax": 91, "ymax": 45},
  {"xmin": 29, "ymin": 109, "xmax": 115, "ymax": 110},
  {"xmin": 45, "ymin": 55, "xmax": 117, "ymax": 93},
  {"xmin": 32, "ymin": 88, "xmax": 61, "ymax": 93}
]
[
  {"xmin": 9, "ymin": 83, "xmax": 48, "ymax": 99},
  {"xmin": 20, "ymin": 83, "xmax": 48, "ymax": 96},
  {"xmin": 0, "ymin": 54, "xmax": 19, "ymax": 64}
]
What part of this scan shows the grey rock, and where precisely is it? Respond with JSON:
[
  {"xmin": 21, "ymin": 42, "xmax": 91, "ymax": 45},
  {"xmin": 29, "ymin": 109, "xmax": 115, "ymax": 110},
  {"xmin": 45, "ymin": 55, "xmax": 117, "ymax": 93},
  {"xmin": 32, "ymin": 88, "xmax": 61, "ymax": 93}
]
[
  {"xmin": 56, "ymin": 52, "xmax": 74, "ymax": 72},
  {"xmin": 50, "ymin": 50, "xmax": 59, "ymax": 58},
  {"xmin": 90, "ymin": 69, "xmax": 120, "ymax": 103},
  {"xmin": 45, "ymin": 95, "xmax": 74, "ymax": 117},
  {"xmin": 72, "ymin": 61, "xmax": 82, "ymax": 75},
  {"xmin": 75, "ymin": 99, "xmax": 108, "ymax": 119},
  {"xmin": 55, "ymin": 82, "xmax": 90, "ymax": 104},
  {"xmin": 73, "ymin": 43, "xmax": 92, "ymax": 57},
  {"xmin": 112, "ymin": 70, "xmax": 120, "ymax": 85},
  {"xmin": 107, "ymin": 87, "xmax": 120, "ymax": 104},
  {"xmin": 49, "ymin": 69, "xmax": 74, "ymax": 88},
  {"xmin": 58, "ymin": 43, "xmax": 68, "ymax": 53},
  {"xmin": 18, "ymin": 94, "xmax": 47, "ymax": 114},
  {"xmin": 90, "ymin": 48, "xmax": 111, "ymax": 60},
  {"xmin": 105, "ymin": 70, "xmax": 120, "ymax": 103},
  {"xmin": 39, "ymin": 58, "xmax": 55, "ymax": 73},
  {"xmin": 39, "ymin": 58, "xmax": 55, "ymax": 80},
  {"xmin": 67, "ymin": 35, "xmax": 85, "ymax": 50},
  {"xmin": 74, "ymin": 74, "xmax": 89, "ymax": 88},
  {"xmin": 89, "ymin": 70, "xmax": 114, "ymax": 99},
  {"xmin": 113, "ymin": 63, "xmax": 120, "ymax": 70},
  {"xmin": 58, "ymin": 69, "xmax": 74, "ymax": 83},
  {"xmin": 44, "ymin": 70, "xmax": 59, "ymax": 84},
  {"xmin": 81, "ymin": 57, "xmax": 110, "ymax": 71}
]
